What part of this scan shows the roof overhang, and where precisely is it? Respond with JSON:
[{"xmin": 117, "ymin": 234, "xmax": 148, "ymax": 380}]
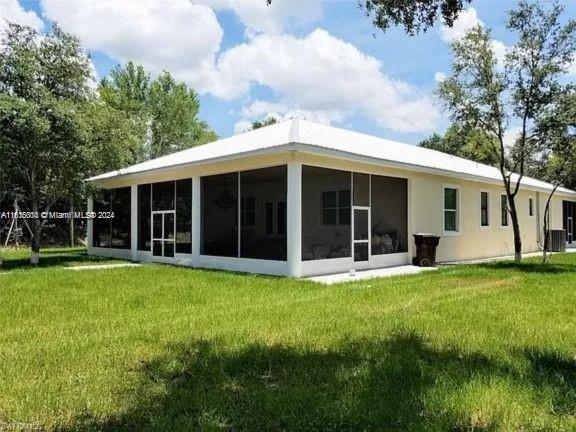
[{"xmin": 88, "ymin": 142, "xmax": 576, "ymax": 198}]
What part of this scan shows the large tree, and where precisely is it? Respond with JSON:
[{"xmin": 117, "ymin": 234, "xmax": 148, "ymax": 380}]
[
  {"xmin": 0, "ymin": 23, "xmax": 94, "ymax": 264},
  {"xmin": 419, "ymin": 124, "xmax": 499, "ymax": 165},
  {"xmin": 437, "ymin": 1, "xmax": 576, "ymax": 262},
  {"xmin": 100, "ymin": 62, "xmax": 218, "ymax": 160}
]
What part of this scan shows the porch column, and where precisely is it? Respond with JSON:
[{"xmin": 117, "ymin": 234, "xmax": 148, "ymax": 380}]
[
  {"xmin": 287, "ymin": 162, "xmax": 302, "ymax": 278},
  {"xmin": 130, "ymin": 185, "xmax": 138, "ymax": 261},
  {"xmin": 191, "ymin": 175, "xmax": 201, "ymax": 266},
  {"xmin": 87, "ymin": 196, "xmax": 93, "ymax": 256}
]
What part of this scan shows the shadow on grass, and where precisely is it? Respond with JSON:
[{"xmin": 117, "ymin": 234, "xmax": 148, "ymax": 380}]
[
  {"xmin": 59, "ymin": 331, "xmax": 576, "ymax": 432},
  {"xmin": 477, "ymin": 260, "xmax": 576, "ymax": 274},
  {"xmin": 0, "ymin": 249, "xmax": 117, "ymax": 270},
  {"xmin": 523, "ymin": 349, "xmax": 576, "ymax": 416}
]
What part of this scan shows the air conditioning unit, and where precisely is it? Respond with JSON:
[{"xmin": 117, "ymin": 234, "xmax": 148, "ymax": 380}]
[{"xmin": 550, "ymin": 230, "xmax": 566, "ymax": 252}]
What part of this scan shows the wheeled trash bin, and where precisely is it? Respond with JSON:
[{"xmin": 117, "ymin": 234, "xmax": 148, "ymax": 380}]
[{"xmin": 412, "ymin": 233, "xmax": 441, "ymax": 267}]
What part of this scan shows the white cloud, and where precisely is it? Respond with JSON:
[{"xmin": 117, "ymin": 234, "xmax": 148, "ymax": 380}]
[
  {"xmin": 194, "ymin": 0, "xmax": 322, "ymax": 35},
  {"xmin": 0, "ymin": 0, "xmax": 44, "ymax": 46},
  {"xmin": 490, "ymin": 39, "xmax": 508, "ymax": 69},
  {"xmin": 233, "ymin": 119, "xmax": 252, "ymax": 134},
  {"xmin": 503, "ymin": 126, "xmax": 522, "ymax": 151},
  {"xmin": 440, "ymin": 7, "xmax": 482, "ymax": 43},
  {"xmin": 208, "ymin": 29, "xmax": 439, "ymax": 133},
  {"xmin": 568, "ymin": 59, "xmax": 576, "ymax": 75},
  {"xmin": 40, "ymin": 0, "xmax": 223, "ymax": 87},
  {"xmin": 39, "ymin": 0, "xmax": 437, "ymax": 134},
  {"xmin": 434, "ymin": 72, "xmax": 447, "ymax": 83},
  {"xmin": 241, "ymin": 99, "xmax": 345, "ymax": 125},
  {"xmin": 440, "ymin": 8, "xmax": 507, "ymax": 68}
]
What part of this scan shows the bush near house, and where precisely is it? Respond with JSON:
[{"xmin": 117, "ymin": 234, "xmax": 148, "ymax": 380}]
[{"xmin": 1, "ymin": 248, "xmax": 576, "ymax": 431}]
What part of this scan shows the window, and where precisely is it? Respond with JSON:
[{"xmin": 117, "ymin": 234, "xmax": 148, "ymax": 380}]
[
  {"xmin": 302, "ymin": 166, "xmax": 351, "ymax": 261},
  {"xmin": 443, "ymin": 187, "xmax": 459, "ymax": 233},
  {"xmin": 371, "ymin": 175, "xmax": 408, "ymax": 255},
  {"xmin": 529, "ymin": 197, "xmax": 534, "ymax": 217},
  {"xmin": 176, "ymin": 179, "xmax": 192, "ymax": 254},
  {"xmin": 480, "ymin": 191, "xmax": 490, "ymax": 227},
  {"xmin": 501, "ymin": 194, "xmax": 509, "ymax": 227},
  {"xmin": 137, "ymin": 184, "xmax": 151, "ymax": 251},
  {"xmin": 321, "ymin": 190, "xmax": 351, "ymax": 225}
]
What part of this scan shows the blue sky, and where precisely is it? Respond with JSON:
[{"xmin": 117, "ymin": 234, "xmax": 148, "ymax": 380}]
[{"xmin": 2, "ymin": 0, "xmax": 575, "ymax": 145}]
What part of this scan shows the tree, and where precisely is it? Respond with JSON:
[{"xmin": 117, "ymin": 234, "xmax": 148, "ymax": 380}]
[
  {"xmin": 250, "ymin": 117, "xmax": 278, "ymax": 130},
  {"xmin": 0, "ymin": 23, "xmax": 93, "ymax": 264},
  {"xmin": 100, "ymin": 62, "xmax": 218, "ymax": 160},
  {"xmin": 437, "ymin": 1, "xmax": 576, "ymax": 262},
  {"xmin": 419, "ymin": 124, "xmax": 499, "ymax": 165},
  {"xmin": 536, "ymin": 91, "xmax": 576, "ymax": 262},
  {"xmin": 361, "ymin": 0, "xmax": 472, "ymax": 35}
]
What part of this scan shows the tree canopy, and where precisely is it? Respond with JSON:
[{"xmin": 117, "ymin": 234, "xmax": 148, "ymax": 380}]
[
  {"xmin": 0, "ymin": 23, "xmax": 93, "ymax": 263},
  {"xmin": 100, "ymin": 62, "xmax": 218, "ymax": 160},
  {"xmin": 361, "ymin": 0, "xmax": 472, "ymax": 35},
  {"xmin": 419, "ymin": 125, "xmax": 499, "ymax": 166}
]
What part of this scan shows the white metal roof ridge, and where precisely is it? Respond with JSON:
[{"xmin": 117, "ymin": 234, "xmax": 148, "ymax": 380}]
[
  {"xmin": 87, "ymin": 118, "xmax": 576, "ymax": 197},
  {"xmin": 288, "ymin": 117, "xmax": 299, "ymax": 143}
]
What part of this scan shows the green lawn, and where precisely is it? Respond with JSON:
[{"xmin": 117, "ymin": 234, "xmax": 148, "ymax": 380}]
[{"xmin": 1, "ymin": 248, "xmax": 575, "ymax": 431}]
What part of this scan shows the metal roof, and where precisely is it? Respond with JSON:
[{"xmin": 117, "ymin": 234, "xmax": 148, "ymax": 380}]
[{"xmin": 89, "ymin": 118, "xmax": 575, "ymax": 196}]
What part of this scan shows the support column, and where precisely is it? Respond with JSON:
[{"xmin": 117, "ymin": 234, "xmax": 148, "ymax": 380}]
[
  {"xmin": 130, "ymin": 185, "xmax": 138, "ymax": 261},
  {"xmin": 191, "ymin": 176, "xmax": 201, "ymax": 266},
  {"xmin": 87, "ymin": 196, "xmax": 93, "ymax": 256},
  {"xmin": 287, "ymin": 162, "xmax": 302, "ymax": 278}
]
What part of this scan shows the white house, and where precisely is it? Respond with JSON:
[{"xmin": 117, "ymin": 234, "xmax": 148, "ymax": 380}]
[{"xmin": 87, "ymin": 118, "xmax": 576, "ymax": 277}]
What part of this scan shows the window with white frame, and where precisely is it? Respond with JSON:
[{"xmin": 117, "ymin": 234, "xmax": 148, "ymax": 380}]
[
  {"xmin": 529, "ymin": 197, "xmax": 534, "ymax": 217},
  {"xmin": 444, "ymin": 187, "xmax": 459, "ymax": 233},
  {"xmin": 480, "ymin": 191, "xmax": 490, "ymax": 227},
  {"xmin": 501, "ymin": 194, "xmax": 509, "ymax": 227}
]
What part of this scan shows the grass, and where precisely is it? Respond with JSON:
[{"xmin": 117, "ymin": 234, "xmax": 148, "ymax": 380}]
[{"xmin": 0, "ymin": 248, "xmax": 576, "ymax": 431}]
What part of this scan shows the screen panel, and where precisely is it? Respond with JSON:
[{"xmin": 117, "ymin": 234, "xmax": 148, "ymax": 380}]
[
  {"xmin": 302, "ymin": 166, "xmax": 351, "ymax": 261},
  {"xmin": 240, "ymin": 166, "xmax": 287, "ymax": 261},
  {"xmin": 371, "ymin": 175, "xmax": 408, "ymax": 255},
  {"xmin": 138, "ymin": 184, "xmax": 151, "ymax": 251},
  {"xmin": 201, "ymin": 172, "xmax": 239, "ymax": 257},
  {"xmin": 176, "ymin": 179, "xmax": 192, "ymax": 254}
]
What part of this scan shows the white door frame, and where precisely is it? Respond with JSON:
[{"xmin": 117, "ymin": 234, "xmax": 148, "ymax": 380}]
[
  {"xmin": 352, "ymin": 206, "xmax": 370, "ymax": 269},
  {"xmin": 151, "ymin": 209, "xmax": 176, "ymax": 258}
]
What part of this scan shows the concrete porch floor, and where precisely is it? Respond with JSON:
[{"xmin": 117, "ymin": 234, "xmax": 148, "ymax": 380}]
[{"xmin": 307, "ymin": 265, "xmax": 437, "ymax": 285}]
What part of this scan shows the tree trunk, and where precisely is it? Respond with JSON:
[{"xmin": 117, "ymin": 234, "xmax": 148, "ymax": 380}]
[
  {"xmin": 30, "ymin": 220, "xmax": 41, "ymax": 265},
  {"xmin": 508, "ymin": 197, "xmax": 522, "ymax": 263},
  {"xmin": 69, "ymin": 199, "xmax": 75, "ymax": 248}
]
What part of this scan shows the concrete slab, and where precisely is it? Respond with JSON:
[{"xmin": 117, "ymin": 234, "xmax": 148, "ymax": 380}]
[
  {"xmin": 307, "ymin": 265, "xmax": 437, "ymax": 285},
  {"xmin": 66, "ymin": 263, "xmax": 142, "ymax": 271}
]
